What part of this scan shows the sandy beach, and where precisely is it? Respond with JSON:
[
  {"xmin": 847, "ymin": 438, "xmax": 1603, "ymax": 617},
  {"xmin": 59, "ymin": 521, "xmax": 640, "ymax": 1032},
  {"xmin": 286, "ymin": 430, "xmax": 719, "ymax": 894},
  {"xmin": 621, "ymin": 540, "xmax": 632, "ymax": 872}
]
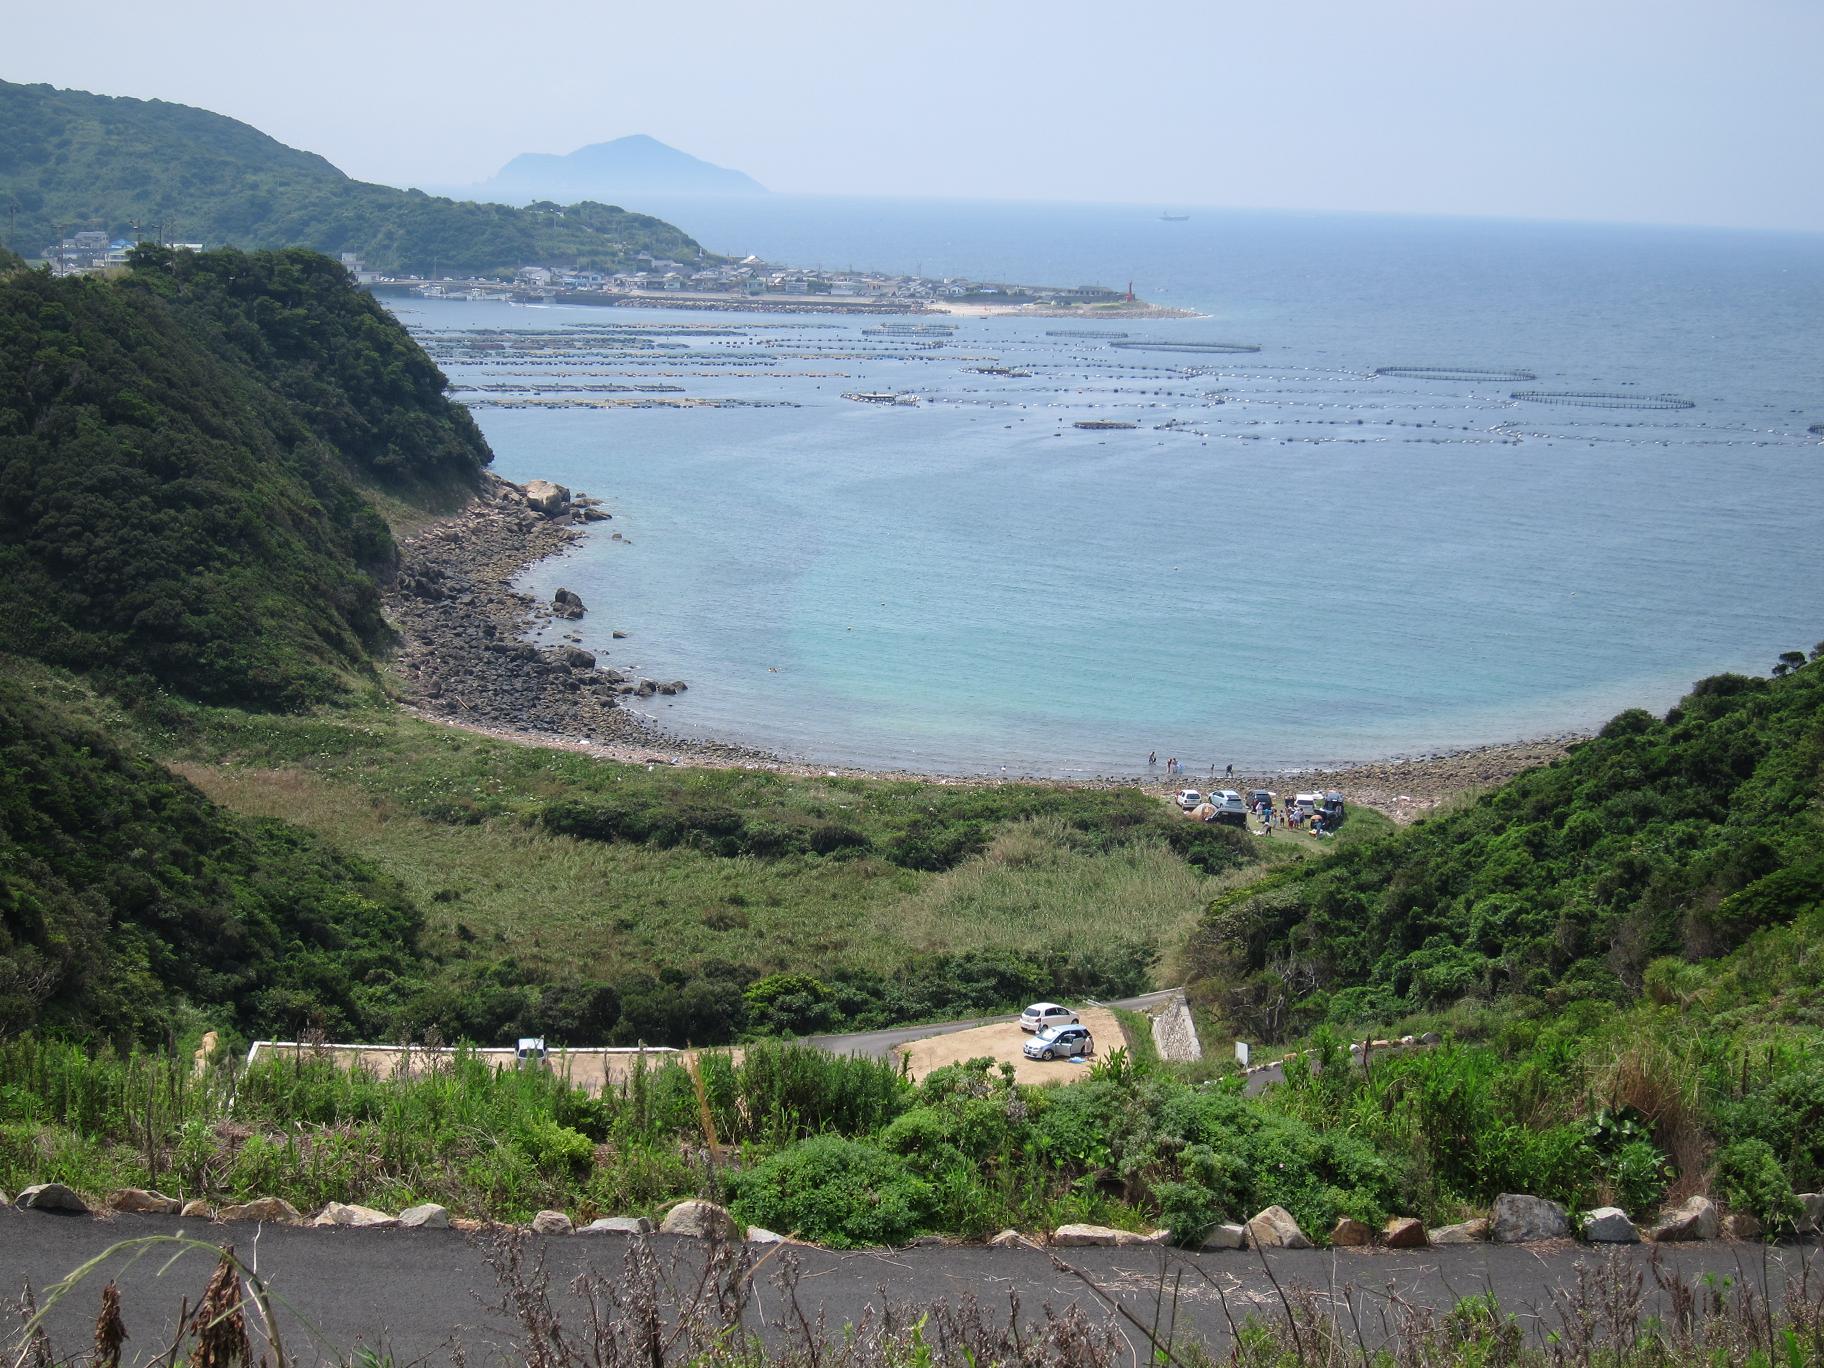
[{"xmin": 384, "ymin": 482, "xmax": 1584, "ymax": 821}]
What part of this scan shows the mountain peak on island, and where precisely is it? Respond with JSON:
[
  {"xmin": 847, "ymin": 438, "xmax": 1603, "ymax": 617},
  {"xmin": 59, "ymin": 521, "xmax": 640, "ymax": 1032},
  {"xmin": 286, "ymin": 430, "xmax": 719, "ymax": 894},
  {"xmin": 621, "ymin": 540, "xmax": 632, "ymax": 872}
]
[{"xmin": 481, "ymin": 135, "xmax": 766, "ymax": 201}]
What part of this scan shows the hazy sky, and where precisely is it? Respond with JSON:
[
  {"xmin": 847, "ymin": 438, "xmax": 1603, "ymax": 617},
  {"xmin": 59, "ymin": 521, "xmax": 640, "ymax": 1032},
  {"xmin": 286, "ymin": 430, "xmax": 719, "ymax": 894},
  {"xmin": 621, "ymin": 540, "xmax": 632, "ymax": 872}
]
[{"xmin": 9, "ymin": 0, "xmax": 1824, "ymax": 230}]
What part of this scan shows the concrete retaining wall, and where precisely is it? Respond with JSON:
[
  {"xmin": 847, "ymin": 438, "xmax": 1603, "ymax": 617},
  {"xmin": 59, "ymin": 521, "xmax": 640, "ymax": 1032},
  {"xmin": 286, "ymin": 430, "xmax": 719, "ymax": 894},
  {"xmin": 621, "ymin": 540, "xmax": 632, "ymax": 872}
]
[{"xmin": 1151, "ymin": 993, "xmax": 1203, "ymax": 1063}]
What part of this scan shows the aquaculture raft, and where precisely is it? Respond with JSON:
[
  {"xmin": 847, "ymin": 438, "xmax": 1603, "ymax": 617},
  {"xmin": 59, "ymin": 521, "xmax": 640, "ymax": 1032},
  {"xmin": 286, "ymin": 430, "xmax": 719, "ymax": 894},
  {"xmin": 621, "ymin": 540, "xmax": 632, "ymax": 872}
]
[
  {"xmin": 1046, "ymin": 329, "xmax": 1129, "ymax": 339},
  {"xmin": 1111, "ymin": 340, "xmax": 1260, "ymax": 354},
  {"xmin": 862, "ymin": 323, "xmax": 956, "ymax": 336},
  {"xmin": 1074, "ymin": 419, "xmax": 1139, "ymax": 430},
  {"xmin": 1376, "ymin": 366, "xmax": 1537, "ymax": 383},
  {"xmin": 1511, "ymin": 390, "xmax": 1695, "ymax": 411}
]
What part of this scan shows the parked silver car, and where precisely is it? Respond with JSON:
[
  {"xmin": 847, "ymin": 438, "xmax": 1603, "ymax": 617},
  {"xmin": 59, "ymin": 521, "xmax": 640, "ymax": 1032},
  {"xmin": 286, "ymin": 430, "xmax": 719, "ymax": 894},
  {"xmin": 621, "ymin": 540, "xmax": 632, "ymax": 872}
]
[{"xmin": 1023, "ymin": 1024, "xmax": 1095, "ymax": 1061}]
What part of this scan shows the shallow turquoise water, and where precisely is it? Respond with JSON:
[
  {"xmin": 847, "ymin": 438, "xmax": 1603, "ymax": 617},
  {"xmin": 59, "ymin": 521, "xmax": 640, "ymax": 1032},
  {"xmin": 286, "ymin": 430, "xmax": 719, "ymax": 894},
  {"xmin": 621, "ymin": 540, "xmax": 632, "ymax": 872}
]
[{"xmin": 387, "ymin": 202, "xmax": 1824, "ymax": 776}]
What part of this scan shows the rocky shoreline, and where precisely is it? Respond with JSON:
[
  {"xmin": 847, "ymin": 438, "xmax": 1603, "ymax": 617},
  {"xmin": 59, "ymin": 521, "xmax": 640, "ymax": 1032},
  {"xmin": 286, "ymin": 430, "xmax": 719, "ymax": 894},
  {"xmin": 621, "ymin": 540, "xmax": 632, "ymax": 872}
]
[
  {"xmin": 386, "ymin": 476, "xmax": 713, "ymax": 754},
  {"xmin": 384, "ymin": 481, "xmax": 1585, "ymax": 818}
]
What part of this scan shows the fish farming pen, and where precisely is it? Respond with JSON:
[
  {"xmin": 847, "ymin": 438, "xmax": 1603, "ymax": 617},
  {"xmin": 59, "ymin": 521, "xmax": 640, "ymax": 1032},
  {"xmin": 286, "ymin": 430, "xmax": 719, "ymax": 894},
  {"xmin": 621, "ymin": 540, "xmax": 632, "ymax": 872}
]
[
  {"xmin": 1111, "ymin": 340, "xmax": 1261, "ymax": 354},
  {"xmin": 1074, "ymin": 419, "xmax": 1139, "ymax": 430},
  {"xmin": 1809, "ymin": 423, "xmax": 1824, "ymax": 436},
  {"xmin": 970, "ymin": 365, "xmax": 1033, "ymax": 377},
  {"xmin": 1511, "ymin": 390, "xmax": 1695, "ymax": 411},
  {"xmin": 862, "ymin": 323, "xmax": 956, "ymax": 336},
  {"xmin": 1375, "ymin": 366, "xmax": 1537, "ymax": 382},
  {"xmin": 1046, "ymin": 329, "xmax": 1129, "ymax": 338},
  {"xmin": 843, "ymin": 391, "xmax": 920, "ymax": 405}
]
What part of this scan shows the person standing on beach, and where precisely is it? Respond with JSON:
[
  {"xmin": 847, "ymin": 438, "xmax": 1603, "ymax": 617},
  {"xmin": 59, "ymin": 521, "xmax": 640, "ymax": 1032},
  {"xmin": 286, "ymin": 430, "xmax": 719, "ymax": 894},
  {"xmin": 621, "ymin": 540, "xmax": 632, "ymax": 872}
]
[
  {"xmin": 1148, "ymin": 751, "xmax": 1157, "ymax": 769},
  {"xmin": 1226, "ymin": 763, "xmax": 1234, "ymax": 778}
]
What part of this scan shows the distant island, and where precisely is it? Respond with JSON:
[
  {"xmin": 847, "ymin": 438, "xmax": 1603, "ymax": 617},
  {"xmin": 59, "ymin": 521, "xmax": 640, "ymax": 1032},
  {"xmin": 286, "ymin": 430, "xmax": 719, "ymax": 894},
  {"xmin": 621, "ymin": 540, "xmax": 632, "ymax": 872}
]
[
  {"xmin": 0, "ymin": 81, "xmax": 708, "ymax": 276},
  {"xmin": 473, "ymin": 134, "xmax": 766, "ymax": 203}
]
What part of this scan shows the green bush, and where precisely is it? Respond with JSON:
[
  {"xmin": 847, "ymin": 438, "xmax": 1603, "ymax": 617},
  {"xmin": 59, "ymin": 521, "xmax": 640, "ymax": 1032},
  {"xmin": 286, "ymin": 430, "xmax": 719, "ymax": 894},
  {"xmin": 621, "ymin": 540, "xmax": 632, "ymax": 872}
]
[
  {"xmin": 1714, "ymin": 1139, "xmax": 1801, "ymax": 1230},
  {"xmin": 730, "ymin": 1136, "xmax": 932, "ymax": 1247}
]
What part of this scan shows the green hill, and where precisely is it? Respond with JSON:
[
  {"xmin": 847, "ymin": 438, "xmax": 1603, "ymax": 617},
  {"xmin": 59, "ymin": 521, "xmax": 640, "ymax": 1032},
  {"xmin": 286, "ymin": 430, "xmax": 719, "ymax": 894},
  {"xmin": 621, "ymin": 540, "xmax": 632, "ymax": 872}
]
[
  {"xmin": 0, "ymin": 80, "xmax": 706, "ymax": 274},
  {"xmin": 1188, "ymin": 651, "xmax": 1824, "ymax": 1039},
  {"xmin": 0, "ymin": 244, "xmax": 489, "ymax": 707},
  {"xmin": 0, "ymin": 671, "xmax": 425, "ymax": 1042}
]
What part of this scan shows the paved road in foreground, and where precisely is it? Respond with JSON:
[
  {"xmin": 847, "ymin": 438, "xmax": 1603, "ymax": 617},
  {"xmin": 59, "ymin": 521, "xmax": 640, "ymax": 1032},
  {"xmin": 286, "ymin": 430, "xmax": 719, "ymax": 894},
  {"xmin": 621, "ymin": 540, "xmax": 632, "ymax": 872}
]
[
  {"xmin": 801, "ymin": 989, "xmax": 1183, "ymax": 1060},
  {"xmin": 3, "ymin": 1209, "xmax": 1816, "ymax": 1366}
]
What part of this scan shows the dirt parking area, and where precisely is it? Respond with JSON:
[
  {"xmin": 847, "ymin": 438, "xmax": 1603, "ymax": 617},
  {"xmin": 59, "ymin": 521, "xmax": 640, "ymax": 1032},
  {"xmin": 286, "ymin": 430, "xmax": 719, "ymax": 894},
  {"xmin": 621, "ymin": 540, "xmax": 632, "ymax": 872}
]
[{"xmin": 895, "ymin": 1007, "xmax": 1123, "ymax": 1085}]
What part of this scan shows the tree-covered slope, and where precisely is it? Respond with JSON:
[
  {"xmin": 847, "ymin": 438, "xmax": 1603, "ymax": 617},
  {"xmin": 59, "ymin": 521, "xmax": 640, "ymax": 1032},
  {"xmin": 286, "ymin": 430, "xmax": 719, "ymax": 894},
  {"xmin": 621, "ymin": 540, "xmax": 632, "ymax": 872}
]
[
  {"xmin": 1188, "ymin": 652, "xmax": 1824, "ymax": 1037},
  {"xmin": 0, "ymin": 80, "xmax": 707, "ymax": 274},
  {"xmin": 0, "ymin": 674, "xmax": 424, "ymax": 1042},
  {"xmin": 0, "ymin": 246, "xmax": 490, "ymax": 706}
]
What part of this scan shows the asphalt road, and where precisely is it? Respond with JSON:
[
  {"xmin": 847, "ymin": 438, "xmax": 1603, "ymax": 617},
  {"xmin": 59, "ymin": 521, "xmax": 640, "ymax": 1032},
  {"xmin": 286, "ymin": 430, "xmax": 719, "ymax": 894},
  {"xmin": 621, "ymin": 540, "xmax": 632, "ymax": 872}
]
[
  {"xmin": 3, "ymin": 1209, "xmax": 1816, "ymax": 1366},
  {"xmin": 801, "ymin": 989, "xmax": 1183, "ymax": 1060}
]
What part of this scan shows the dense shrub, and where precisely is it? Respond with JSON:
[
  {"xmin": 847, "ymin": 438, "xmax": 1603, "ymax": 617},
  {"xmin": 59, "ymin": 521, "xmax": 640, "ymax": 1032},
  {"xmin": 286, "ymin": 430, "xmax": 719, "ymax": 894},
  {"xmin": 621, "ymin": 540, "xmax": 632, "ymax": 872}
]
[
  {"xmin": 1713, "ymin": 1139, "xmax": 1801, "ymax": 1230},
  {"xmin": 1187, "ymin": 658, "xmax": 1824, "ymax": 1035},
  {"xmin": 730, "ymin": 1136, "xmax": 933, "ymax": 1247}
]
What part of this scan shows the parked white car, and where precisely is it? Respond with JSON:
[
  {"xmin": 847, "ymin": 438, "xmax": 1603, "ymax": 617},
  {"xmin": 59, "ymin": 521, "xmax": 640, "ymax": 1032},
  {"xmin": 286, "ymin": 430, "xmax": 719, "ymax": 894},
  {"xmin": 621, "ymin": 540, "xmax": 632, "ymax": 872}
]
[
  {"xmin": 1176, "ymin": 789, "xmax": 1203, "ymax": 810},
  {"xmin": 1019, "ymin": 1002, "xmax": 1079, "ymax": 1033}
]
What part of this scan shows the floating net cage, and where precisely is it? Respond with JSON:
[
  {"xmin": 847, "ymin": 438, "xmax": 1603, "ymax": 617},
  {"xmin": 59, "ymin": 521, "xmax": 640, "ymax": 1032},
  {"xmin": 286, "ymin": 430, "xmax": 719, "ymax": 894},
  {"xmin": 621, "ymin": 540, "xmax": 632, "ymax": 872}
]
[
  {"xmin": 861, "ymin": 323, "xmax": 956, "ymax": 336},
  {"xmin": 1046, "ymin": 329, "xmax": 1129, "ymax": 339},
  {"xmin": 1809, "ymin": 423, "xmax": 1824, "ymax": 436},
  {"xmin": 1375, "ymin": 366, "xmax": 1537, "ymax": 383},
  {"xmin": 1110, "ymin": 340, "xmax": 1261, "ymax": 354},
  {"xmin": 1511, "ymin": 390, "xmax": 1695, "ymax": 411}
]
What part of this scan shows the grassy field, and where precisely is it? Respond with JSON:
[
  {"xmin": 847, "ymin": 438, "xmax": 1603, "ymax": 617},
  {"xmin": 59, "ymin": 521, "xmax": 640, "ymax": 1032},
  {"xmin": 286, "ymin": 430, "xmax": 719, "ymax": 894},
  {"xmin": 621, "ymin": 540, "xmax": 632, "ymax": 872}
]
[{"xmin": 136, "ymin": 694, "xmax": 1337, "ymax": 996}]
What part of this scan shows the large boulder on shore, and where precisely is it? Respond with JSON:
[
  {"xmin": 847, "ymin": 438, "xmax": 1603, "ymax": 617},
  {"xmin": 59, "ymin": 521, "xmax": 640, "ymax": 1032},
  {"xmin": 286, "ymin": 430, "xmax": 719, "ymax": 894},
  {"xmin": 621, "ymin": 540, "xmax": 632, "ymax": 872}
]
[
  {"xmin": 1330, "ymin": 1217, "xmax": 1373, "ymax": 1247},
  {"xmin": 218, "ymin": 1197, "xmax": 302, "ymax": 1224},
  {"xmin": 1201, "ymin": 1223, "xmax": 1249, "ymax": 1250},
  {"xmin": 399, "ymin": 1204, "xmax": 450, "ymax": 1229},
  {"xmin": 108, "ymin": 1188, "xmax": 182, "ymax": 1215},
  {"xmin": 1491, "ymin": 1194, "xmax": 1570, "ymax": 1243},
  {"xmin": 1382, "ymin": 1217, "xmax": 1428, "ymax": 1248},
  {"xmin": 660, "ymin": 1199, "xmax": 740, "ymax": 1240},
  {"xmin": 1246, "ymin": 1206, "xmax": 1313, "ymax": 1249},
  {"xmin": 553, "ymin": 588, "xmax": 586, "ymax": 619},
  {"xmin": 1430, "ymin": 1218, "xmax": 1489, "ymax": 1244},
  {"xmin": 1581, "ymin": 1207, "xmax": 1640, "ymax": 1244},
  {"xmin": 1650, "ymin": 1196, "xmax": 1719, "ymax": 1242},
  {"xmin": 1796, "ymin": 1193, "xmax": 1824, "ymax": 1234},
  {"xmin": 1723, "ymin": 1213, "xmax": 1761, "ymax": 1241},
  {"xmin": 312, "ymin": 1202, "xmax": 398, "ymax": 1229},
  {"xmin": 15, "ymin": 1183, "xmax": 89, "ymax": 1214},
  {"xmin": 1052, "ymin": 1224, "xmax": 1162, "ymax": 1248},
  {"xmin": 523, "ymin": 480, "xmax": 571, "ymax": 516},
  {"xmin": 531, "ymin": 1210, "xmax": 573, "ymax": 1236},
  {"xmin": 580, "ymin": 1216, "xmax": 653, "ymax": 1236}
]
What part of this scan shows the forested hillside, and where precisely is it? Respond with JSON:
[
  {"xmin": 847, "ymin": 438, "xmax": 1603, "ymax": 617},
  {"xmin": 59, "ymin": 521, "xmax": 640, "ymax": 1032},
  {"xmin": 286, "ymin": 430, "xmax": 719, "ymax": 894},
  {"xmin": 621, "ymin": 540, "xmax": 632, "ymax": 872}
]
[
  {"xmin": 0, "ymin": 674, "xmax": 423, "ymax": 1042},
  {"xmin": 1188, "ymin": 651, "xmax": 1824, "ymax": 1039},
  {"xmin": 0, "ymin": 80, "xmax": 706, "ymax": 274},
  {"xmin": 0, "ymin": 246, "xmax": 489, "ymax": 706}
]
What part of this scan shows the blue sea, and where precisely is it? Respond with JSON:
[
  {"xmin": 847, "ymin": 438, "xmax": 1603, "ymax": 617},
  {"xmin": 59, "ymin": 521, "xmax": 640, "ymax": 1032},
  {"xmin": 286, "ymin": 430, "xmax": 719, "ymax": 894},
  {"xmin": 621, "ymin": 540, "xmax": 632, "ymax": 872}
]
[{"xmin": 385, "ymin": 198, "xmax": 1824, "ymax": 777}]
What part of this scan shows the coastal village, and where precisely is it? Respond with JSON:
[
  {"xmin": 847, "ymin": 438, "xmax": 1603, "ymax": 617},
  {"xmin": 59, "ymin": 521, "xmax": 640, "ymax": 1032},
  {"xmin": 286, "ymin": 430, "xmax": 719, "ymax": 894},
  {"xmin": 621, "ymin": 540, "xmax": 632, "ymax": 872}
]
[
  {"xmin": 37, "ymin": 227, "xmax": 1142, "ymax": 313},
  {"xmin": 413, "ymin": 254, "xmax": 1136, "ymax": 311}
]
